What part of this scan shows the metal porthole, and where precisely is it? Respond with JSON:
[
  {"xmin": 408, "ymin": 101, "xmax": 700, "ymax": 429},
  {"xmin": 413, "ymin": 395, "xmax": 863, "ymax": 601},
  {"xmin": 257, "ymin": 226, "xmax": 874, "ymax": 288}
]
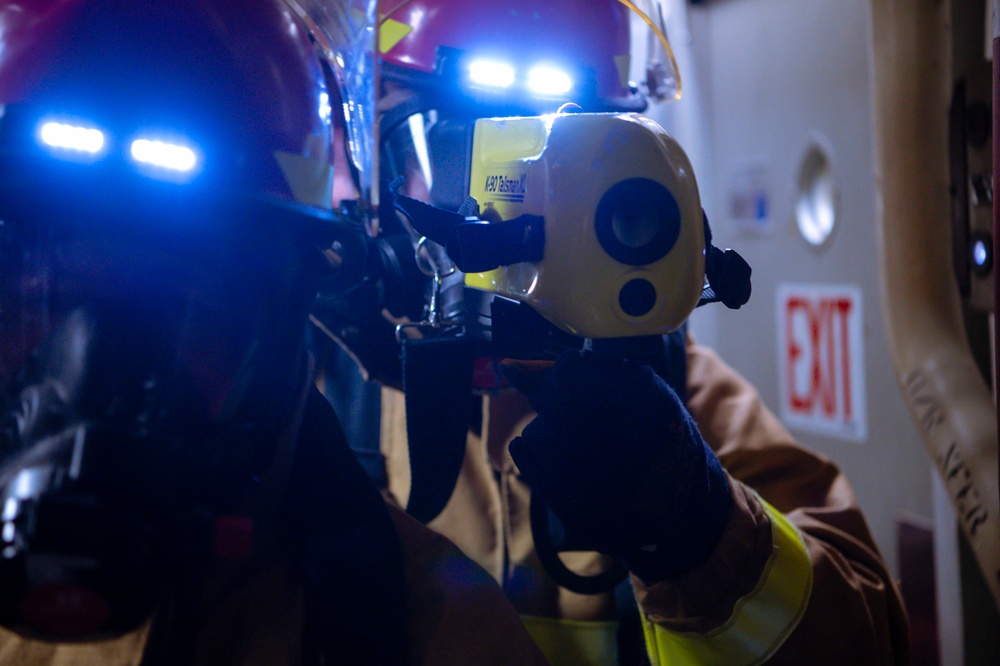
[{"xmin": 795, "ymin": 142, "xmax": 836, "ymax": 247}]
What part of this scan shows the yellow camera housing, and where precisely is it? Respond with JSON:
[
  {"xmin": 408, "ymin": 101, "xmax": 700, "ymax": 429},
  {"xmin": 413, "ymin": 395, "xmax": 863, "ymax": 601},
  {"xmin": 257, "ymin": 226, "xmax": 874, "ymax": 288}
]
[{"xmin": 464, "ymin": 112, "xmax": 704, "ymax": 339}]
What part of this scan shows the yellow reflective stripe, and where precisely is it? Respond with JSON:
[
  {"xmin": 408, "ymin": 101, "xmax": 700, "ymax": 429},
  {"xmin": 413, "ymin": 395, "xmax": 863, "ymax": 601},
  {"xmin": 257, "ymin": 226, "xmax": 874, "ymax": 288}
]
[
  {"xmin": 641, "ymin": 498, "xmax": 813, "ymax": 666},
  {"xmin": 378, "ymin": 17, "xmax": 412, "ymax": 54},
  {"xmin": 520, "ymin": 615, "xmax": 618, "ymax": 666}
]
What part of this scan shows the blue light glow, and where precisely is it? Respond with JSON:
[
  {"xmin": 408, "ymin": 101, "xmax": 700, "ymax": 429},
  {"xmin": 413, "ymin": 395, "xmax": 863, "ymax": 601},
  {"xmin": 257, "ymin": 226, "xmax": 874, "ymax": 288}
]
[
  {"xmin": 468, "ymin": 59, "xmax": 516, "ymax": 89},
  {"xmin": 972, "ymin": 239, "xmax": 989, "ymax": 267},
  {"xmin": 527, "ymin": 65, "xmax": 573, "ymax": 96},
  {"xmin": 319, "ymin": 91, "xmax": 332, "ymax": 125},
  {"xmin": 39, "ymin": 121, "xmax": 105, "ymax": 154},
  {"xmin": 130, "ymin": 138, "xmax": 198, "ymax": 172}
]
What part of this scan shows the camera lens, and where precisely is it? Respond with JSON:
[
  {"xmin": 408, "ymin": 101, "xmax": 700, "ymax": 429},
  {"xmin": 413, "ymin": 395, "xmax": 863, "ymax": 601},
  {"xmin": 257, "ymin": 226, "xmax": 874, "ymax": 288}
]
[
  {"xmin": 594, "ymin": 178, "xmax": 680, "ymax": 266},
  {"xmin": 618, "ymin": 278, "xmax": 657, "ymax": 317}
]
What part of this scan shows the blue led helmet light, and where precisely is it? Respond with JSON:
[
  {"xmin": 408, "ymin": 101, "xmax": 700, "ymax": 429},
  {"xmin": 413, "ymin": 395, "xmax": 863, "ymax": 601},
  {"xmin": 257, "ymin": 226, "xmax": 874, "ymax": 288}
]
[
  {"xmin": 38, "ymin": 120, "xmax": 105, "ymax": 155},
  {"xmin": 35, "ymin": 118, "xmax": 201, "ymax": 180}
]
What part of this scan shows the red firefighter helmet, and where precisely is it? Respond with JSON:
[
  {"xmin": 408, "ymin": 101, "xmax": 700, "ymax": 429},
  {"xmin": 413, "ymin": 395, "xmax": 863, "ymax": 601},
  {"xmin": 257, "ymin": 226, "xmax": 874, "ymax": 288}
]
[
  {"xmin": 373, "ymin": 0, "xmax": 681, "ymax": 214},
  {"xmin": 377, "ymin": 0, "xmax": 680, "ymax": 114},
  {"xmin": 0, "ymin": 0, "xmax": 375, "ymax": 640},
  {"xmin": 0, "ymin": 0, "xmax": 363, "ymax": 390},
  {"xmin": 0, "ymin": 0, "xmax": 338, "ymax": 216}
]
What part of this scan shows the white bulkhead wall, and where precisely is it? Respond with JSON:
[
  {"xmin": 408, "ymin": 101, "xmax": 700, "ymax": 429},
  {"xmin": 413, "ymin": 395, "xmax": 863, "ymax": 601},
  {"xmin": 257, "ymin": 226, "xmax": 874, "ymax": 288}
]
[{"xmin": 642, "ymin": 0, "xmax": 931, "ymax": 600}]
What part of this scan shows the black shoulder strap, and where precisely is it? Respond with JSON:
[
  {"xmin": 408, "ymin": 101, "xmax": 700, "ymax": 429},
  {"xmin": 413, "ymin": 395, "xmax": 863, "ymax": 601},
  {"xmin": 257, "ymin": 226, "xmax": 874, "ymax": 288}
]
[
  {"xmin": 321, "ymin": 344, "xmax": 386, "ymax": 488},
  {"xmin": 401, "ymin": 335, "xmax": 475, "ymax": 523},
  {"xmin": 289, "ymin": 388, "xmax": 410, "ymax": 665}
]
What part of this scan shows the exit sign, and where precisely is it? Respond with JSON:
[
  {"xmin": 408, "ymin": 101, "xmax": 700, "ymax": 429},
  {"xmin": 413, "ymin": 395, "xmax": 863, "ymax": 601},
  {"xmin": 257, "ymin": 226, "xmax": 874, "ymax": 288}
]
[{"xmin": 776, "ymin": 283, "xmax": 867, "ymax": 442}]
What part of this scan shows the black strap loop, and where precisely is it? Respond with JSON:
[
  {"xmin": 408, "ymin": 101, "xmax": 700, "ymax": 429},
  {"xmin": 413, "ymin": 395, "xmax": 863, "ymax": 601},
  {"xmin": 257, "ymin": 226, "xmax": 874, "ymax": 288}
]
[
  {"xmin": 393, "ymin": 192, "xmax": 545, "ymax": 273},
  {"xmin": 401, "ymin": 336, "xmax": 474, "ymax": 523},
  {"xmin": 699, "ymin": 210, "xmax": 753, "ymax": 309},
  {"xmin": 445, "ymin": 214, "xmax": 545, "ymax": 273},
  {"xmin": 529, "ymin": 492, "xmax": 630, "ymax": 596}
]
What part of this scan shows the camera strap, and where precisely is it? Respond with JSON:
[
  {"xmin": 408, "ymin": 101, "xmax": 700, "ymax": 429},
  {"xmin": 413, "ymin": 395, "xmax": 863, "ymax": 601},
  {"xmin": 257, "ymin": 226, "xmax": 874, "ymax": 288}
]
[
  {"xmin": 393, "ymin": 191, "xmax": 545, "ymax": 273},
  {"xmin": 401, "ymin": 335, "xmax": 475, "ymax": 524}
]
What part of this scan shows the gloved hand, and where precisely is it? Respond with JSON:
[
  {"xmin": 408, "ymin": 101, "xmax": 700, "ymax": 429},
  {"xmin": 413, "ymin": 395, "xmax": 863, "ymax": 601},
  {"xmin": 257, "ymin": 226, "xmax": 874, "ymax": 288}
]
[{"xmin": 504, "ymin": 349, "xmax": 732, "ymax": 582}]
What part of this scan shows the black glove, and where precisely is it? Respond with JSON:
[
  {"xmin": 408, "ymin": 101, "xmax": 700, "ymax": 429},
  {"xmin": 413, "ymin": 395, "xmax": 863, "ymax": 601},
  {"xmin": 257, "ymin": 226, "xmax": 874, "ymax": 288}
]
[{"xmin": 505, "ymin": 350, "xmax": 731, "ymax": 582}]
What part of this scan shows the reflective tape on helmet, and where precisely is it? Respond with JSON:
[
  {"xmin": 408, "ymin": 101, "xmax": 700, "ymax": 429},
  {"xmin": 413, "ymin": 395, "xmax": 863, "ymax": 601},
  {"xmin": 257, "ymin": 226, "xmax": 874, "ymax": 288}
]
[
  {"xmin": 639, "ymin": 497, "xmax": 813, "ymax": 666},
  {"xmin": 379, "ymin": 17, "xmax": 413, "ymax": 55},
  {"xmin": 520, "ymin": 615, "xmax": 618, "ymax": 666}
]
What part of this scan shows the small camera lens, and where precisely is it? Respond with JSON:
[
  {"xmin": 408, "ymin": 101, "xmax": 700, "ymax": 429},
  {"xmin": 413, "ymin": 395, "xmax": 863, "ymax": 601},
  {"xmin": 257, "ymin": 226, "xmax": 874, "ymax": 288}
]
[{"xmin": 619, "ymin": 278, "xmax": 657, "ymax": 317}]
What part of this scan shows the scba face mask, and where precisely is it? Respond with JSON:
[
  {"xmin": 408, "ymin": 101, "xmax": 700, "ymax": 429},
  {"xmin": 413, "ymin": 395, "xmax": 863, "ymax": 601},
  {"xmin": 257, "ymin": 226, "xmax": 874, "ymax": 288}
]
[{"xmin": 0, "ymin": 218, "xmax": 309, "ymax": 640}]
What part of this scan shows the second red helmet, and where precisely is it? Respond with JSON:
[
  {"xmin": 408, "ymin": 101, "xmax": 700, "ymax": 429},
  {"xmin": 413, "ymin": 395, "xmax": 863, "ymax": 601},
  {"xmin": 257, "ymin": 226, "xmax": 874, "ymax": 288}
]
[{"xmin": 377, "ymin": 0, "xmax": 680, "ymax": 113}]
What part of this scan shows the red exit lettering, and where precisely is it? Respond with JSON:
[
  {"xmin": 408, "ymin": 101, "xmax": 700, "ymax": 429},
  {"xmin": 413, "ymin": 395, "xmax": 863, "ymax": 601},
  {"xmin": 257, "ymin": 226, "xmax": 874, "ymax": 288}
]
[
  {"xmin": 778, "ymin": 284, "xmax": 865, "ymax": 441},
  {"xmin": 785, "ymin": 297, "xmax": 852, "ymax": 421}
]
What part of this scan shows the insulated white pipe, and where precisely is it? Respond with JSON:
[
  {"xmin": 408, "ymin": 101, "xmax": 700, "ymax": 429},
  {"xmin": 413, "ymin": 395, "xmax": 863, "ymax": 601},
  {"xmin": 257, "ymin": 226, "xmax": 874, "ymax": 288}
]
[{"xmin": 870, "ymin": 0, "xmax": 1000, "ymax": 611}]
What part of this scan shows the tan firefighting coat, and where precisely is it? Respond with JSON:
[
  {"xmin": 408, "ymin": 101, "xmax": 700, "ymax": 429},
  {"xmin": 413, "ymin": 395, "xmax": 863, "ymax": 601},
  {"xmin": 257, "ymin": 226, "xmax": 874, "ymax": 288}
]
[{"xmin": 381, "ymin": 338, "xmax": 910, "ymax": 665}]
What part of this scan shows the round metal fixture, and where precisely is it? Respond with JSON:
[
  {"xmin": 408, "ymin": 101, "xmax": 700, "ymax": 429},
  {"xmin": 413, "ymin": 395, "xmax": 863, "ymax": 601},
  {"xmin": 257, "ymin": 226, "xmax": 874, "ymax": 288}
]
[{"xmin": 795, "ymin": 142, "xmax": 836, "ymax": 246}]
